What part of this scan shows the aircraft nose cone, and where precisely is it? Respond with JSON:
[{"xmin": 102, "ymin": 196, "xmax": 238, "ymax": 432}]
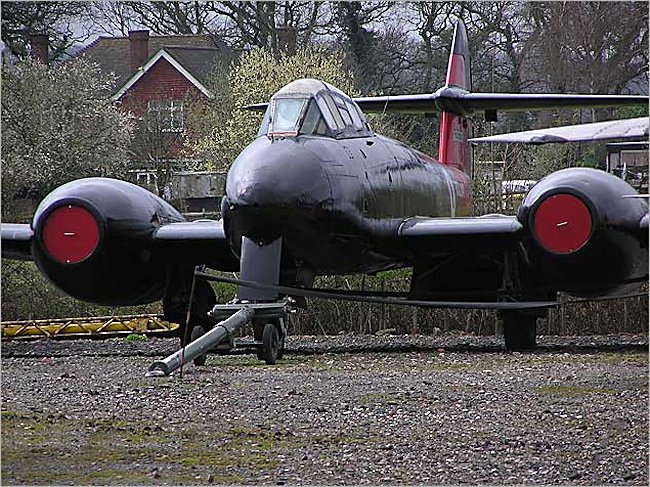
[
  {"xmin": 223, "ymin": 138, "xmax": 333, "ymax": 243},
  {"xmin": 226, "ymin": 139, "xmax": 331, "ymax": 208}
]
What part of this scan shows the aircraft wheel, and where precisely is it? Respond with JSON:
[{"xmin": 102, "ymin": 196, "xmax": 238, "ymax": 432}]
[
  {"xmin": 503, "ymin": 313, "xmax": 537, "ymax": 351},
  {"xmin": 170, "ymin": 279, "xmax": 216, "ymax": 348},
  {"xmin": 190, "ymin": 325, "xmax": 207, "ymax": 366},
  {"xmin": 277, "ymin": 334, "xmax": 286, "ymax": 360},
  {"xmin": 261, "ymin": 323, "xmax": 281, "ymax": 365}
]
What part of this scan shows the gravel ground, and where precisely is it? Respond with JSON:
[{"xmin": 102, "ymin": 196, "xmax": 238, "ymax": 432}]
[{"xmin": 1, "ymin": 334, "xmax": 648, "ymax": 485}]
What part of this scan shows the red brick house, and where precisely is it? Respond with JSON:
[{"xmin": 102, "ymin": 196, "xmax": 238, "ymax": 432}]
[
  {"xmin": 75, "ymin": 31, "xmax": 233, "ymax": 205},
  {"xmin": 78, "ymin": 30, "xmax": 232, "ymax": 131}
]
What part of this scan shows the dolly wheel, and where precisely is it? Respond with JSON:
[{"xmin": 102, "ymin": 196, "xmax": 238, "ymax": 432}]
[
  {"xmin": 262, "ymin": 323, "xmax": 281, "ymax": 365},
  {"xmin": 190, "ymin": 325, "xmax": 207, "ymax": 366}
]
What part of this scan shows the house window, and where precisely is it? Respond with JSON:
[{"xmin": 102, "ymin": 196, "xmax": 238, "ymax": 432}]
[{"xmin": 147, "ymin": 100, "xmax": 184, "ymax": 132}]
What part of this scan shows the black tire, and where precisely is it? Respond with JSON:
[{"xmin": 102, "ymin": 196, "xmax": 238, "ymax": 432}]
[
  {"xmin": 190, "ymin": 325, "xmax": 207, "ymax": 366},
  {"xmin": 261, "ymin": 323, "xmax": 281, "ymax": 365},
  {"xmin": 254, "ymin": 319, "xmax": 266, "ymax": 360},
  {"xmin": 503, "ymin": 314, "xmax": 537, "ymax": 351},
  {"xmin": 277, "ymin": 334, "xmax": 286, "ymax": 360},
  {"xmin": 171, "ymin": 279, "xmax": 216, "ymax": 348}
]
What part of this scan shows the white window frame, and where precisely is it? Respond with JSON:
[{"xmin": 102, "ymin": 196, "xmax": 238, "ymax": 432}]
[{"xmin": 147, "ymin": 99, "xmax": 184, "ymax": 133}]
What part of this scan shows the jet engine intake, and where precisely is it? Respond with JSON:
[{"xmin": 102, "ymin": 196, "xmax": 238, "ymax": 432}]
[
  {"xmin": 31, "ymin": 178, "xmax": 184, "ymax": 305},
  {"xmin": 517, "ymin": 168, "xmax": 648, "ymax": 296}
]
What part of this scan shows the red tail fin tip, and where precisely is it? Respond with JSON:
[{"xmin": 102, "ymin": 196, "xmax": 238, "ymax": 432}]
[{"xmin": 438, "ymin": 20, "xmax": 472, "ymax": 175}]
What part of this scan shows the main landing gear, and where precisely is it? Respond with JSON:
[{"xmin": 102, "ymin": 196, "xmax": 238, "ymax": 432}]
[
  {"xmin": 498, "ymin": 308, "xmax": 544, "ymax": 351},
  {"xmin": 162, "ymin": 267, "xmax": 216, "ymax": 348}
]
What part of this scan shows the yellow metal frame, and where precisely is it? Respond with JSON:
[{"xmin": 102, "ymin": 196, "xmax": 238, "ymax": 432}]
[{"xmin": 1, "ymin": 315, "xmax": 179, "ymax": 339}]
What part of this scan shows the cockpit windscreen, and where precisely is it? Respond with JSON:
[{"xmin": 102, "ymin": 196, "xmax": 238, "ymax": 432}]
[
  {"xmin": 270, "ymin": 98, "xmax": 307, "ymax": 134},
  {"xmin": 259, "ymin": 78, "xmax": 373, "ymax": 139}
]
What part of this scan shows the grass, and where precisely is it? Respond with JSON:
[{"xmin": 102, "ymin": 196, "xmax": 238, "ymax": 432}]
[
  {"xmin": 534, "ymin": 385, "xmax": 617, "ymax": 396},
  {"xmin": 125, "ymin": 333, "xmax": 148, "ymax": 342},
  {"xmin": 1, "ymin": 411, "xmax": 366, "ymax": 485}
]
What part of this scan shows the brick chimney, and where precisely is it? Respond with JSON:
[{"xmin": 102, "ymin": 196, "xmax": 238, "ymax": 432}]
[
  {"xmin": 30, "ymin": 33, "xmax": 49, "ymax": 64},
  {"xmin": 276, "ymin": 26, "xmax": 296, "ymax": 55},
  {"xmin": 129, "ymin": 30, "xmax": 149, "ymax": 72}
]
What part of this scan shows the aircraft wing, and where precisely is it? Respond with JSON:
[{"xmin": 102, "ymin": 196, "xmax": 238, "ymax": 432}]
[
  {"xmin": 470, "ymin": 117, "xmax": 649, "ymax": 145},
  {"xmin": 1, "ymin": 219, "xmax": 239, "ymax": 271},
  {"xmin": 153, "ymin": 220, "xmax": 239, "ymax": 270},
  {"xmin": 1, "ymin": 223, "xmax": 34, "ymax": 261},
  {"xmin": 397, "ymin": 215, "xmax": 523, "ymax": 249},
  {"xmin": 399, "ymin": 215, "xmax": 522, "ymax": 236},
  {"xmin": 352, "ymin": 87, "xmax": 648, "ymax": 116}
]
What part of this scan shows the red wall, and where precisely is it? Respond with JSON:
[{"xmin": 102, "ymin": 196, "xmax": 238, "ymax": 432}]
[{"xmin": 120, "ymin": 57, "xmax": 205, "ymax": 116}]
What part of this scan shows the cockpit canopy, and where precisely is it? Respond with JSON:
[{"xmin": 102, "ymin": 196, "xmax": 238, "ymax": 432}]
[{"xmin": 258, "ymin": 79, "xmax": 373, "ymax": 139}]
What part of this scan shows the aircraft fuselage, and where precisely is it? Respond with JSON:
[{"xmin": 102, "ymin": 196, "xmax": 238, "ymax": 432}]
[{"xmin": 224, "ymin": 133, "xmax": 471, "ymax": 277}]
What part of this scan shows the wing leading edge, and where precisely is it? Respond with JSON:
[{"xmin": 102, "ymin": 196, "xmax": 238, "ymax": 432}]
[
  {"xmin": 397, "ymin": 215, "xmax": 523, "ymax": 251},
  {"xmin": 1, "ymin": 223, "xmax": 34, "ymax": 261},
  {"xmin": 470, "ymin": 117, "xmax": 649, "ymax": 145},
  {"xmin": 399, "ymin": 215, "xmax": 522, "ymax": 237},
  {"xmin": 152, "ymin": 219, "xmax": 239, "ymax": 271},
  {"xmin": 353, "ymin": 87, "xmax": 648, "ymax": 117},
  {"xmin": 1, "ymin": 220, "xmax": 239, "ymax": 271}
]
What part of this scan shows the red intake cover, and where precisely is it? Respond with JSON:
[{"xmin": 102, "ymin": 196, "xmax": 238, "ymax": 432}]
[
  {"xmin": 533, "ymin": 194, "xmax": 592, "ymax": 254},
  {"xmin": 42, "ymin": 205, "xmax": 100, "ymax": 264}
]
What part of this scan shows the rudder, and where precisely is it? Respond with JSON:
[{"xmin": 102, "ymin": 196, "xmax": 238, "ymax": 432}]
[{"xmin": 438, "ymin": 20, "xmax": 473, "ymax": 176}]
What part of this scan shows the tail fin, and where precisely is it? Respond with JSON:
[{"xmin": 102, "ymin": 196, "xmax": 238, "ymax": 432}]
[{"xmin": 438, "ymin": 20, "xmax": 472, "ymax": 176}]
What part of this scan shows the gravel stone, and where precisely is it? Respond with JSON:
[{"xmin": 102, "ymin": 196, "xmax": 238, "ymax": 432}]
[{"xmin": 1, "ymin": 334, "xmax": 648, "ymax": 485}]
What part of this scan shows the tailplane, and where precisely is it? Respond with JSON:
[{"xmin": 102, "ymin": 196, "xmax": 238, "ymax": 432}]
[
  {"xmin": 438, "ymin": 20, "xmax": 472, "ymax": 176},
  {"xmin": 352, "ymin": 18, "xmax": 647, "ymax": 172}
]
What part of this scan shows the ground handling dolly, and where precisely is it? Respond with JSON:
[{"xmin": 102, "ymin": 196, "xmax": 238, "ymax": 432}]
[
  {"xmin": 148, "ymin": 237, "xmax": 291, "ymax": 377},
  {"xmin": 207, "ymin": 301, "xmax": 289, "ymax": 365},
  {"xmin": 146, "ymin": 300, "xmax": 291, "ymax": 377}
]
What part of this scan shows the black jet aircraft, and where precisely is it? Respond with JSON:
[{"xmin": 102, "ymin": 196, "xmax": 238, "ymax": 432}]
[{"xmin": 2, "ymin": 21, "xmax": 648, "ymax": 354}]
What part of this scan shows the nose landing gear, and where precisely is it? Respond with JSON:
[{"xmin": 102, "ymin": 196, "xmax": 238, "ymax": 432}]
[{"xmin": 149, "ymin": 235, "xmax": 292, "ymax": 375}]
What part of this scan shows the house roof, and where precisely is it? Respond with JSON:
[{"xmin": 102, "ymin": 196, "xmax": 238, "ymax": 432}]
[
  {"xmin": 77, "ymin": 33, "xmax": 233, "ymax": 96},
  {"xmin": 110, "ymin": 48, "xmax": 218, "ymax": 101}
]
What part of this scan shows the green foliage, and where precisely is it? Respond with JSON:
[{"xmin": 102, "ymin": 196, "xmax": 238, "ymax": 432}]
[
  {"xmin": 212, "ymin": 280, "xmax": 238, "ymax": 304},
  {"xmin": 125, "ymin": 334, "xmax": 147, "ymax": 342},
  {"xmin": 187, "ymin": 47, "xmax": 357, "ymax": 171},
  {"xmin": 617, "ymin": 104, "xmax": 649, "ymax": 119},
  {"xmin": 366, "ymin": 113, "xmax": 439, "ymax": 156},
  {"xmin": 1, "ymin": 57, "xmax": 133, "ymax": 219},
  {"xmin": 574, "ymin": 145, "xmax": 607, "ymax": 169},
  {"xmin": 0, "ymin": 260, "xmax": 160, "ymax": 321}
]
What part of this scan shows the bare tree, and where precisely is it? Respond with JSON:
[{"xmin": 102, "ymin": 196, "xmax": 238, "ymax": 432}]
[
  {"xmin": 87, "ymin": 1, "xmax": 217, "ymax": 36},
  {"xmin": 88, "ymin": 1, "xmax": 330, "ymax": 53},
  {"xmin": 129, "ymin": 99, "xmax": 186, "ymax": 198},
  {"xmin": 208, "ymin": 1, "xmax": 331, "ymax": 52},
  {"xmin": 405, "ymin": 2, "xmax": 458, "ymax": 91},
  {"xmin": 526, "ymin": 2, "xmax": 648, "ymax": 95},
  {"xmin": 1, "ymin": 1, "xmax": 91, "ymax": 60}
]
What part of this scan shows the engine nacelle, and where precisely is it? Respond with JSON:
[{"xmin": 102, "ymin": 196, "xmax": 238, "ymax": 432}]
[
  {"xmin": 31, "ymin": 178, "xmax": 184, "ymax": 305},
  {"xmin": 517, "ymin": 168, "xmax": 648, "ymax": 296}
]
